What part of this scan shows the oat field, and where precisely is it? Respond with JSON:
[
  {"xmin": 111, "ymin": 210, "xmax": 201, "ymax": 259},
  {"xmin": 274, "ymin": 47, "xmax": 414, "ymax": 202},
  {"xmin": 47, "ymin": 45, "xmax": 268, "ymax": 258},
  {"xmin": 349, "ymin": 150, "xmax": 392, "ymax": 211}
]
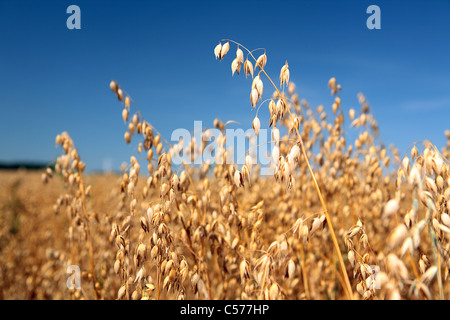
[{"xmin": 1, "ymin": 40, "xmax": 450, "ymax": 300}]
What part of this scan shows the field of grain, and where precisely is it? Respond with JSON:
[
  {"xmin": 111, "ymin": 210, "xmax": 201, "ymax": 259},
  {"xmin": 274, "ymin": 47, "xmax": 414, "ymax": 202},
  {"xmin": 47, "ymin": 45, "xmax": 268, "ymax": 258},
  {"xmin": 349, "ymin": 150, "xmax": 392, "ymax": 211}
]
[{"xmin": 1, "ymin": 40, "xmax": 449, "ymax": 300}]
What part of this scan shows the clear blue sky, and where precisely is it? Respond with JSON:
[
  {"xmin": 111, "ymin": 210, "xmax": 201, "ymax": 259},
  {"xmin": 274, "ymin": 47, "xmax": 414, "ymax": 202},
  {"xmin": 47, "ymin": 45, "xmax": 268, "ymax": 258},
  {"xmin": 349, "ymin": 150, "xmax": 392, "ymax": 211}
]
[{"xmin": 0, "ymin": 0, "xmax": 449, "ymax": 172}]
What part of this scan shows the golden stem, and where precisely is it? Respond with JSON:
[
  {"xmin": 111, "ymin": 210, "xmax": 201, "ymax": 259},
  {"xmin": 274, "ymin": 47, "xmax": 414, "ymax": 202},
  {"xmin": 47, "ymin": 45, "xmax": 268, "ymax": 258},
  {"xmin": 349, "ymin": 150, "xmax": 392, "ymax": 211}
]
[
  {"xmin": 299, "ymin": 244, "xmax": 310, "ymax": 299},
  {"xmin": 78, "ymin": 173, "xmax": 99, "ymax": 300}
]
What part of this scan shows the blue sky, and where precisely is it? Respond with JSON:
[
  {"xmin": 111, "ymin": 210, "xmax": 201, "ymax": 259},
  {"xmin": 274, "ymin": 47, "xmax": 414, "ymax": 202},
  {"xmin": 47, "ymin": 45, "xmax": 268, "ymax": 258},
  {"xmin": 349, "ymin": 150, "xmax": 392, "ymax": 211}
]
[{"xmin": 0, "ymin": 0, "xmax": 449, "ymax": 172}]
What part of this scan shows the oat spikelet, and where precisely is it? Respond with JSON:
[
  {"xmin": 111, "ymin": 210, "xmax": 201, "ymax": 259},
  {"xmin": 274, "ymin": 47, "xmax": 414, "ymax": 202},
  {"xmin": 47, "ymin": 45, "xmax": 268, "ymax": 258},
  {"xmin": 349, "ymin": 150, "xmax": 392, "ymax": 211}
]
[
  {"xmin": 256, "ymin": 53, "xmax": 267, "ymax": 69},
  {"xmin": 231, "ymin": 58, "xmax": 241, "ymax": 76},
  {"xmin": 220, "ymin": 42, "xmax": 230, "ymax": 60},
  {"xmin": 110, "ymin": 80, "xmax": 118, "ymax": 93},
  {"xmin": 279, "ymin": 61, "xmax": 289, "ymax": 86},
  {"xmin": 244, "ymin": 59, "xmax": 254, "ymax": 78},
  {"xmin": 250, "ymin": 88, "xmax": 259, "ymax": 108},
  {"xmin": 252, "ymin": 116, "xmax": 261, "ymax": 136},
  {"xmin": 236, "ymin": 47, "xmax": 244, "ymax": 64},
  {"xmin": 214, "ymin": 42, "xmax": 222, "ymax": 60}
]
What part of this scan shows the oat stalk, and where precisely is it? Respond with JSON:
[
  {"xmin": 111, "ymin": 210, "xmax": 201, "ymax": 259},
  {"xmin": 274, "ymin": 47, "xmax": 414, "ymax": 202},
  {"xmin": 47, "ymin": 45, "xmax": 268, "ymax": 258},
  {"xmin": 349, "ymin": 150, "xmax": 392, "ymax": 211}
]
[{"xmin": 220, "ymin": 39, "xmax": 354, "ymax": 299}]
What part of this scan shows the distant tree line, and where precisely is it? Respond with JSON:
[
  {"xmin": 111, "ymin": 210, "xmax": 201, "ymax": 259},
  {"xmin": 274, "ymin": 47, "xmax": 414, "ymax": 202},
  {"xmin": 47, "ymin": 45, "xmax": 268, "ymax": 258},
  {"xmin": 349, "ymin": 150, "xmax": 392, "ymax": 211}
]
[{"xmin": 0, "ymin": 161, "xmax": 52, "ymax": 170}]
